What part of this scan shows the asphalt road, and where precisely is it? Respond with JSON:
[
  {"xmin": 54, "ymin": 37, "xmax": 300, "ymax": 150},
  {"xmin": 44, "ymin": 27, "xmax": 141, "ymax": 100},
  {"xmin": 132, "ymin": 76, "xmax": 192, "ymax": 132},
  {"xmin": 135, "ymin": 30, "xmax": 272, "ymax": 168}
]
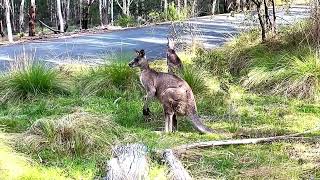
[{"xmin": 0, "ymin": 5, "xmax": 310, "ymax": 71}]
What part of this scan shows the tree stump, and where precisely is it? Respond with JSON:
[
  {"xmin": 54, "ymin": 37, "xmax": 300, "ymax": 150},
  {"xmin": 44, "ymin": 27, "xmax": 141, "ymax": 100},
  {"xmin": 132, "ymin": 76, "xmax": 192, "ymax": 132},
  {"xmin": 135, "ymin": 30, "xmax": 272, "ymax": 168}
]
[{"xmin": 105, "ymin": 144, "xmax": 149, "ymax": 180}]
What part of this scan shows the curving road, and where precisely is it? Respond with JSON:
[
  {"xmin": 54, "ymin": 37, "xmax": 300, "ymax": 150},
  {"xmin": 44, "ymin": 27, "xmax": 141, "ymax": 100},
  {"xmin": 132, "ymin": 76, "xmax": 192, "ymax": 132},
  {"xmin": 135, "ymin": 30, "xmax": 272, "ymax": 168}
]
[{"xmin": 0, "ymin": 5, "xmax": 309, "ymax": 71}]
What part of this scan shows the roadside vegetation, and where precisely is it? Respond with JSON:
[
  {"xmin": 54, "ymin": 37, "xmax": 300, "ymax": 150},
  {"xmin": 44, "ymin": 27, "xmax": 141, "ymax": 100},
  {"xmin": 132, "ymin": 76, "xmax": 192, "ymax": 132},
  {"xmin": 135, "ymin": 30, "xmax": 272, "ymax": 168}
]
[{"xmin": 1, "ymin": 15, "xmax": 320, "ymax": 179}]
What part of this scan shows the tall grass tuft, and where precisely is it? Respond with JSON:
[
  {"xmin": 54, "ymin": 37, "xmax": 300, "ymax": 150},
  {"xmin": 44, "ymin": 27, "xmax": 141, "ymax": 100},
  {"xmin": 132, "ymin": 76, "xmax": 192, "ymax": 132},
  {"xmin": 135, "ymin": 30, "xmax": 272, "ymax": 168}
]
[
  {"xmin": 0, "ymin": 62, "xmax": 70, "ymax": 103},
  {"xmin": 180, "ymin": 65, "xmax": 208, "ymax": 95},
  {"xmin": 21, "ymin": 112, "xmax": 134, "ymax": 156},
  {"xmin": 243, "ymin": 52, "xmax": 320, "ymax": 100},
  {"xmin": 80, "ymin": 62, "xmax": 139, "ymax": 97}
]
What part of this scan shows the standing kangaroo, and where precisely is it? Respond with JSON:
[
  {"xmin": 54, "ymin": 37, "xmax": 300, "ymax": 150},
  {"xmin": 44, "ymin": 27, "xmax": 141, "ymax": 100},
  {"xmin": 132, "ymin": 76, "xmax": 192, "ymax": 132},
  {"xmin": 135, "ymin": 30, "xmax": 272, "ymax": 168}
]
[
  {"xmin": 167, "ymin": 38, "xmax": 183, "ymax": 74},
  {"xmin": 128, "ymin": 49, "xmax": 213, "ymax": 134}
]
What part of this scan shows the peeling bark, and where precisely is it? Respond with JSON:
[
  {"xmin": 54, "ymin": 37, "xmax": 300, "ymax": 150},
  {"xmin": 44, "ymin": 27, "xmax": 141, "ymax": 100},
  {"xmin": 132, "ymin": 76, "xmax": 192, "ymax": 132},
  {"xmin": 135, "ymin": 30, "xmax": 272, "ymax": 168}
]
[
  {"xmin": 105, "ymin": 144, "xmax": 149, "ymax": 180},
  {"xmin": 29, "ymin": 0, "xmax": 36, "ymax": 36},
  {"xmin": 163, "ymin": 149, "xmax": 192, "ymax": 180}
]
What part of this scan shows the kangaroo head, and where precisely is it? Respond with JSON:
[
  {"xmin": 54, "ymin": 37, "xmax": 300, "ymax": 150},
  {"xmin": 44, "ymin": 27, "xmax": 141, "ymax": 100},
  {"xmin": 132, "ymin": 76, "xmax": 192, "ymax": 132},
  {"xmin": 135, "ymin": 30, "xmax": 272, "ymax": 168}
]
[
  {"xmin": 167, "ymin": 37, "xmax": 175, "ymax": 50},
  {"xmin": 128, "ymin": 49, "xmax": 148, "ymax": 68}
]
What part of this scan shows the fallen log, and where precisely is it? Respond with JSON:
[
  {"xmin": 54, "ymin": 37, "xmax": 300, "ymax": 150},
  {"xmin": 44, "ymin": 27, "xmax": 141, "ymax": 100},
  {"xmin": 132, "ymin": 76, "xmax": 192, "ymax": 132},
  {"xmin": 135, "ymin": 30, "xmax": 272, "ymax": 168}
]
[
  {"xmin": 38, "ymin": 19, "xmax": 60, "ymax": 34},
  {"xmin": 105, "ymin": 144, "xmax": 149, "ymax": 180},
  {"xmin": 173, "ymin": 128, "xmax": 320, "ymax": 155},
  {"xmin": 104, "ymin": 128, "xmax": 319, "ymax": 179},
  {"xmin": 163, "ymin": 149, "xmax": 192, "ymax": 180}
]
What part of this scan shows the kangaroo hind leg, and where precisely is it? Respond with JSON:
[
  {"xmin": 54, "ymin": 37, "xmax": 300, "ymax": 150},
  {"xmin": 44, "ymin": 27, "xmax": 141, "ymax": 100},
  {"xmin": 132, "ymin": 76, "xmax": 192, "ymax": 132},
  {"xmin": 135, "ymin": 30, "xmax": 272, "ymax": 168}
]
[
  {"xmin": 164, "ymin": 111, "xmax": 174, "ymax": 133},
  {"xmin": 172, "ymin": 114, "xmax": 178, "ymax": 132}
]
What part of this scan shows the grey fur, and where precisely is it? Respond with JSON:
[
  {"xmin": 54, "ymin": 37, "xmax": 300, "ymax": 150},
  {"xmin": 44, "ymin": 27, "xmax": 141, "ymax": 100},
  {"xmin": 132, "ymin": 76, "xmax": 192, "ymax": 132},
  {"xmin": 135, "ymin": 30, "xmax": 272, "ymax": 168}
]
[
  {"xmin": 129, "ymin": 49, "xmax": 213, "ymax": 134},
  {"xmin": 167, "ymin": 38, "xmax": 183, "ymax": 74}
]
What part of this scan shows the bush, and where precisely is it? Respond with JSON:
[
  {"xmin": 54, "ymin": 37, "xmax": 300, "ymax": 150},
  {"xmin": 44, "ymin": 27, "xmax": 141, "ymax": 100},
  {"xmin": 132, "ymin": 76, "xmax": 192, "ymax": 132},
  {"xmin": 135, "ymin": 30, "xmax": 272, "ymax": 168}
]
[
  {"xmin": 80, "ymin": 62, "xmax": 139, "ymax": 96},
  {"xmin": 115, "ymin": 15, "xmax": 136, "ymax": 27},
  {"xmin": 242, "ymin": 52, "xmax": 320, "ymax": 100},
  {"xmin": 21, "ymin": 112, "xmax": 134, "ymax": 156},
  {"xmin": 194, "ymin": 48, "xmax": 229, "ymax": 76},
  {"xmin": 0, "ymin": 63, "xmax": 70, "ymax": 103},
  {"xmin": 148, "ymin": 11, "xmax": 164, "ymax": 23},
  {"xmin": 179, "ymin": 65, "xmax": 208, "ymax": 95},
  {"xmin": 166, "ymin": 2, "xmax": 189, "ymax": 21}
]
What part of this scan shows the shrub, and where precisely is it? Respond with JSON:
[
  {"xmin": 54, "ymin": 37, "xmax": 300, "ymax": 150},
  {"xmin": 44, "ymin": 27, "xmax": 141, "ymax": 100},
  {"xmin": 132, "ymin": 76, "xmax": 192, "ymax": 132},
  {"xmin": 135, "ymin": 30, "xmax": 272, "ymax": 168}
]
[
  {"xmin": 193, "ymin": 48, "xmax": 229, "ymax": 76},
  {"xmin": 0, "ymin": 63, "xmax": 70, "ymax": 103},
  {"xmin": 166, "ymin": 2, "xmax": 189, "ymax": 21},
  {"xmin": 242, "ymin": 52, "xmax": 320, "ymax": 100},
  {"xmin": 21, "ymin": 112, "xmax": 134, "ymax": 156},
  {"xmin": 115, "ymin": 15, "xmax": 136, "ymax": 27},
  {"xmin": 148, "ymin": 11, "xmax": 164, "ymax": 23},
  {"xmin": 179, "ymin": 65, "xmax": 208, "ymax": 95},
  {"xmin": 80, "ymin": 62, "xmax": 139, "ymax": 96}
]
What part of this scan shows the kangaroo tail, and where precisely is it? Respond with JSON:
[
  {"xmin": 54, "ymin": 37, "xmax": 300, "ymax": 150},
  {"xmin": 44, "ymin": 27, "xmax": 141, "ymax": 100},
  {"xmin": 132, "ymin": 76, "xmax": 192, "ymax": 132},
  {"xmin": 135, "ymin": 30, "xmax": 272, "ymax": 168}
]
[{"xmin": 189, "ymin": 114, "xmax": 214, "ymax": 134}]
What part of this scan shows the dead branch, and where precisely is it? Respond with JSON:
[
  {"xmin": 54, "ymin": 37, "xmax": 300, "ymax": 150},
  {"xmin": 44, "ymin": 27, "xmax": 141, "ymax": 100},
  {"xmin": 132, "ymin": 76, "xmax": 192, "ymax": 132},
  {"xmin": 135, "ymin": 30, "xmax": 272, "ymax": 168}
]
[
  {"xmin": 163, "ymin": 149, "xmax": 192, "ymax": 180},
  {"xmin": 173, "ymin": 128, "xmax": 320, "ymax": 155},
  {"xmin": 38, "ymin": 19, "xmax": 60, "ymax": 34}
]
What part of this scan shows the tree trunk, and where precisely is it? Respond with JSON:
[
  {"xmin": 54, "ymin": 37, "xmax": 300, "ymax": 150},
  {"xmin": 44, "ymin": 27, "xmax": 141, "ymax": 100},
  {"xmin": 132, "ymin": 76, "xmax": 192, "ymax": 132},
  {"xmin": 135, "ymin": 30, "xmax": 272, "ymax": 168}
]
[
  {"xmin": 122, "ymin": 0, "xmax": 127, "ymax": 15},
  {"xmin": 10, "ymin": 0, "xmax": 16, "ymax": 32},
  {"xmin": 111, "ymin": 0, "xmax": 114, "ymax": 25},
  {"xmin": 29, "ymin": 0, "xmax": 36, "ymax": 36},
  {"xmin": 177, "ymin": 0, "xmax": 181, "ymax": 14},
  {"xmin": 191, "ymin": 0, "xmax": 197, "ymax": 17},
  {"xmin": 126, "ymin": 0, "xmax": 131, "ymax": 16},
  {"xmin": 184, "ymin": 0, "xmax": 187, "ymax": 8},
  {"xmin": 164, "ymin": 0, "xmax": 168, "ymax": 19},
  {"xmin": 81, "ymin": 0, "xmax": 91, "ymax": 29},
  {"xmin": 79, "ymin": 0, "xmax": 82, "ymax": 29},
  {"xmin": 65, "ymin": 0, "xmax": 70, "ymax": 30},
  {"xmin": 57, "ymin": 0, "xmax": 64, "ymax": 32},
  {"xmin": 99, "ymin": 0, "xmax": 103, "ymax": 25},
  {"xmin": 5, "ymin": 0, "xmax": 13, "ymax": 42},
  {"xmin": 105, "ymin": 144, "xmax": 149, "ymax": 180},
  {"xmin": 19, "ymin": 0, "xmax": 25, "ymax": 33},
  {"xmin": 0, "ymin": 20, "xmax": 4, "ymax": 37},
  {"xmin": 212, "ymin": 0, "xmax": 217, "ymax": 14},
  {"xmin": 252, "ymin": 0, "xmax": 266, "ymax": 41},
  {"xmin": 102, "ymin": 0, "xmax": 109, "ymax": 25},
  {"xmin": 263, "ymin": 0, "xmax": 270, "ymax": 29},
  {"xmin": 99, "ymin": 0, "xmax": 108, "ymax": 26},
  {"xmin": 271, "ymin": 0, "xmax": 276, "ymax": 34}
]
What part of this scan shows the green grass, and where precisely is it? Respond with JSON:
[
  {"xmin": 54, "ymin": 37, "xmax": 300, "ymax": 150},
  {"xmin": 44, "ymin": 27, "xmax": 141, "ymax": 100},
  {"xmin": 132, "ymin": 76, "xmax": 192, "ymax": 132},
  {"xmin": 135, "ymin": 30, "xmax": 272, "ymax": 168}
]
[
  {"xmin": 79, "ymin": 61, "xmax": 140, "ymax": 97},
  {"xmin": 179, "ymin": 65, "xmax": 208, "ymax": 95},
  {"xmin": 0, "ymin": 22, "xmax": 320, "ymax": 179},
  {"xmin": 0, "ymin": 63, "xmax": 70, "ymax": 103}
]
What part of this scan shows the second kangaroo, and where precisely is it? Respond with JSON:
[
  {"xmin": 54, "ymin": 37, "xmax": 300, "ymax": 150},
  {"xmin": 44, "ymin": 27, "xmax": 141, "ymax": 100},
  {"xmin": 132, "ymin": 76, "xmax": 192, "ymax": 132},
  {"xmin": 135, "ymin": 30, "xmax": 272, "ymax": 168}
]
[
  {"xmin": 128, "ymin": 49, "xmax": 213, "ymax": 134},
  {"xmin": 167, "ymin": 38, "xmax": 183, "ymax": 74}
]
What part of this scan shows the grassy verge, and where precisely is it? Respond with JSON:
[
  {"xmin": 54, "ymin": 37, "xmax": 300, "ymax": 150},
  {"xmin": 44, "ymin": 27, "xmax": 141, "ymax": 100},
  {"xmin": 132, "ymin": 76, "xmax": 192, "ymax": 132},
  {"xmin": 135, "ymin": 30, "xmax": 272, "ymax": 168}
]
[{"xmin": 0, "ymin": 22, "xmax": 320, "ymax": 179}]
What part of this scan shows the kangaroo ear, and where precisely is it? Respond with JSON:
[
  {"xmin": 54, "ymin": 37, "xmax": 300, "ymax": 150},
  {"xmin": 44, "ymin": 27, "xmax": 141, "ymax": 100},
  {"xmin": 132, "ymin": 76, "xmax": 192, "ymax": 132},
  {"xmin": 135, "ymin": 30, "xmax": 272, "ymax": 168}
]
[
  {"xmin": 134, "ymin": 49, "xmax": 140, "ymax": 56},
  {"xmin": 168, "ymin": 39, "xmax": 174, "ymax": 49}
]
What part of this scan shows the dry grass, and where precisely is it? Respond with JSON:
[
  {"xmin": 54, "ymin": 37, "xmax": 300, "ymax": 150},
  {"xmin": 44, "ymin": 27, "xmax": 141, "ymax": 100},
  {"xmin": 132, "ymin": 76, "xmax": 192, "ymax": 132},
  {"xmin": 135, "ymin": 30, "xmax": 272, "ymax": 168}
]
[{"xmin": 20, "ymin": 111, "xmax": 135, "ymax": 156}]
